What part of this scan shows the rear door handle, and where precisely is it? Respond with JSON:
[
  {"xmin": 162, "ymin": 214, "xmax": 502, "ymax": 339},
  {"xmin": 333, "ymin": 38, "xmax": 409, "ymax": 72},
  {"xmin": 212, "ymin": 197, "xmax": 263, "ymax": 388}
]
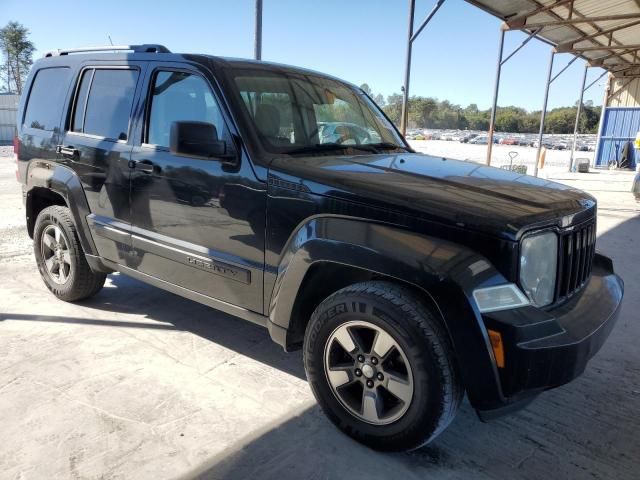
[
  {"xmin": 128, "ymin": 160, "xmax": 155, "ymax": 173},
  {"xmin": 56, "ymin": 145, "xmax": 79, "ymax": 158}
]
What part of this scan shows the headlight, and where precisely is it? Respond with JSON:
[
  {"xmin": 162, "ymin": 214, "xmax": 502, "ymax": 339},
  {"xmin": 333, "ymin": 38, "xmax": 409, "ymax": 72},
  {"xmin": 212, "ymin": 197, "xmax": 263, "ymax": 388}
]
[{"xmin": 520, "ymin": 231, "xmax": 558, "ymax": 307}]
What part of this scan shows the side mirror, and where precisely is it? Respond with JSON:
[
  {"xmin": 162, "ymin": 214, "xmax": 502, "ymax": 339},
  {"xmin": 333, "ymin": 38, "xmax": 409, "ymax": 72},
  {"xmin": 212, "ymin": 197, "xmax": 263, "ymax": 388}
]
[{"xmin": 170, "ymin": 121, "xmax": 230, "ymax": 159}]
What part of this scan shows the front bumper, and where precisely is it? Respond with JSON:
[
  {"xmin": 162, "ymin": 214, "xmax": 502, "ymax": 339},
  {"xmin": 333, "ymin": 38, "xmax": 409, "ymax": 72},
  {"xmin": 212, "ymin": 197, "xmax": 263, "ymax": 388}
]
[{"xmin": 478, "ymin": 253, "xmax": 623, "ymax": 419}]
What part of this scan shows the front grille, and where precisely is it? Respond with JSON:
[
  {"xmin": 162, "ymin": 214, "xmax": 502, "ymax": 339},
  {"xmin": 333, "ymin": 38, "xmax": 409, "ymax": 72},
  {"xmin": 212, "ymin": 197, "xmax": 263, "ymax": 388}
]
[{"xmin": 555, "ymin": 219, "xmax": 597, "ymax": 302}]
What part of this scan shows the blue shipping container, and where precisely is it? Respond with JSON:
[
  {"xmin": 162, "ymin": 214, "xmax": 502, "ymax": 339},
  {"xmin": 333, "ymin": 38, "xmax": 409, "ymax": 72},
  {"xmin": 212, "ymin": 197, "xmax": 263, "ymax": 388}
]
[{"xmin": 595, "ymin": 107, "xmax": 640, "ymax": 169}]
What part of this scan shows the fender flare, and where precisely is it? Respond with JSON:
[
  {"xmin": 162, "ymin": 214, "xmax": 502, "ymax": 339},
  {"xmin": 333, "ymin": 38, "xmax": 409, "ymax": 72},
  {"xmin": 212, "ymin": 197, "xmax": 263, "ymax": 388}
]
[
  {"xmin": 25, "ymin": 161, "xmax": 98, "ymax": 257},
  {"xmin": 267, "ymin": 216, "xmax": 510, "ymax": 410}
]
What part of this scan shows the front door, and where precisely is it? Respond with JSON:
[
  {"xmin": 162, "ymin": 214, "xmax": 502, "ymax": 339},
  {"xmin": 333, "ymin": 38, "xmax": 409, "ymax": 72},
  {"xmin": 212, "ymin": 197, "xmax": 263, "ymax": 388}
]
[
  {"xmin": 59, "ymin": 64, "xmax": 144, "ymax": 263},
  {"xmin": 128, "ymin": 64, "xmax": 266, "ymax": 313}
]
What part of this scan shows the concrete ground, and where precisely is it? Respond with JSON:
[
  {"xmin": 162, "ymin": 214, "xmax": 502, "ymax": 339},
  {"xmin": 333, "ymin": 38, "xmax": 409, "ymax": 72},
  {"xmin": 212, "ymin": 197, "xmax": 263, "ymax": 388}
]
[{"xmin": 1, "ymin": 145, "xmax": 639, "ymax": 480}]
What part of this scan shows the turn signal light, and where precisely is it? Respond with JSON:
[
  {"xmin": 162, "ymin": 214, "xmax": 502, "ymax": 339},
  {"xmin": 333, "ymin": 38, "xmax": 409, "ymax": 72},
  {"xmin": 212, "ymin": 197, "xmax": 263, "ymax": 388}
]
[{"xmin": 487, "ymin": 329, "xmax": 505, "ymax": 368}]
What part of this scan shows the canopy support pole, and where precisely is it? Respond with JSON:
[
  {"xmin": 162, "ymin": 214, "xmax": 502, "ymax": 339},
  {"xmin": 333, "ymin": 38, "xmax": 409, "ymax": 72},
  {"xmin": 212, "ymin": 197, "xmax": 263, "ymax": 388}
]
[
  {"xmin": 486, "ymin": 29, "xmax": 505, "ymax": 165},
  {"xmin": 534, "ymin": 49, "xmax": 555, "ymax": 178},
  {"xmin": 400, "ymin": 0, "xmax": 446, "ymax": 136},
  {"xmin": 569, "ymin": 63, "xmax": 590, "ymax": 171},
  {"xmin": 593, "ymin": 74, "xmax": 612, "ymax": 167},
  {"xmin": 254, "ymin": 0, "xmax": 263, "ymax": 60},
  {"xmin": 486, "ymin": 27, "xmax": 538, "ymax": 165}
]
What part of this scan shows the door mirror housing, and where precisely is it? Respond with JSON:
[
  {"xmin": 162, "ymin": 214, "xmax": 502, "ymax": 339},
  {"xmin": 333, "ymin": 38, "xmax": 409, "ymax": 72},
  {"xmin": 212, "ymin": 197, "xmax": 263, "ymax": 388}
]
[{"xmin": 170, "ymin": 121, "xmax": 231, "ymax": 160}]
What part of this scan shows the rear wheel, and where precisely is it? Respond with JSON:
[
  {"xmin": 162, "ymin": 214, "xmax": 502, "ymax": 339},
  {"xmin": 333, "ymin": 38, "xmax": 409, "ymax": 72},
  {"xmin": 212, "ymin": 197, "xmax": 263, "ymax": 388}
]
[
  {"xmin": 33, "ymin": 205, "xmax": 106, "ymax": 301},
  {"xmin": 304, "ymin": 281, "xmax": 462, "ymax": 451}
]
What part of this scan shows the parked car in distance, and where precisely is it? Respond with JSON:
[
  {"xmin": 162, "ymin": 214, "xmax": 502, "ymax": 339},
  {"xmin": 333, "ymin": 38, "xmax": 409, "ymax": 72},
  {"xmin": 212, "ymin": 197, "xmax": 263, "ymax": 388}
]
[
  {"xmin": 499, "ymin": 137, "xmax": 519, "ymax": 145},
  {"xmin": 460, "ymin": 133, "xmax": 478, "ymax": 143},
  {"xmin": 15, "ymin": 44, "xmax": 623, "ymax": 452},
  {"xmin": 470, "ymin": 135, "xmax": 498, "ymax": 145}
]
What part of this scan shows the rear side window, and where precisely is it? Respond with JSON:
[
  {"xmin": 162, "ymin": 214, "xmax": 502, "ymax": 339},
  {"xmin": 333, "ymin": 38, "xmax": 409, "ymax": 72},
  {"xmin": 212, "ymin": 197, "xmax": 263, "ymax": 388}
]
[
  {"xmin": 23, "ymin": 67, "xmax": 71, "ymax": 131},
  {"xmin": 72, "ymin": 70, "xmax": 92, "ymax": 133},
  {"xmin": 72, "ymin": 68, "xmax": 139, "ymax": 140}
]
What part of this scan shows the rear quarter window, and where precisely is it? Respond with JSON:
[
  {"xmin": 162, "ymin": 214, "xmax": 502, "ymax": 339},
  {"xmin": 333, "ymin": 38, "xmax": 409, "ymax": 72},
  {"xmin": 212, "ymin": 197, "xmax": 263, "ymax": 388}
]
[
  {"xmin": 75, "ymin": 68, "xmax": 139, "ymax": 141},
  {"xmin": 23, "ymin": 67, "xmax": 71, "ymax": 131}
]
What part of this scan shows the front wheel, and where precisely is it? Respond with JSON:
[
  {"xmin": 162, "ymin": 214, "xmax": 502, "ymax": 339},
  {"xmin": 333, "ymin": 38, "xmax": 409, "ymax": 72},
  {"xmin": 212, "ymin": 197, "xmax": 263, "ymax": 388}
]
[
  {"xmin": 33, "ymin": 205, "xmax": 106, "ymax": 302},
  {"xmin": 304, "ymin": 281, "xmax": 462, "ymax": 451}
]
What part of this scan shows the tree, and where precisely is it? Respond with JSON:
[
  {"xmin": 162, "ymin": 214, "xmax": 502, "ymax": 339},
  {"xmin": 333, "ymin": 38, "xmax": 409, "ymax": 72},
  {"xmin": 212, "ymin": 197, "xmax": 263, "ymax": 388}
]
[
  {"xmin": 383, "ymin": 93, "xmax": 403, "ymax": 124},
  {"xmin": 0, "ymin": 21, "xmax": 35, "ymax": 94},
  {"xmin": 372, "ymin": 93, "xmax": 385, "ymax": 107},
  {"xmin": 359, "ymin": 83, "xmax": 373, "ymax": 96}
]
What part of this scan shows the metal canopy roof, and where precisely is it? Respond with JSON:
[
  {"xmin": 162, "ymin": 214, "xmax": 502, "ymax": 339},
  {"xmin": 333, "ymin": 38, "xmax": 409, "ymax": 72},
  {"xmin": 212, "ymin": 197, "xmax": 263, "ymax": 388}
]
[{"xmin": 466, "ymin": 0, "xmax": 640, "ymax": 77}]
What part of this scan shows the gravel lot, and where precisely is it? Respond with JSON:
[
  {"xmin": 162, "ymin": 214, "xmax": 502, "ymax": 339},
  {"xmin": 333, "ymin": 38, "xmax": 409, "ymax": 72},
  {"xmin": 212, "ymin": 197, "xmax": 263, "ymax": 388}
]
[{"xmin": 1, "ymin": 145, "xmax": 639, "ymax": 480}]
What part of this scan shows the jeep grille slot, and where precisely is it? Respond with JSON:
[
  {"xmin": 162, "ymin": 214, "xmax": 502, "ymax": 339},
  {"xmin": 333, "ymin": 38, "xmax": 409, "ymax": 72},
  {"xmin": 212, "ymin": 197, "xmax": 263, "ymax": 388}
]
[{"xmin": 556, "ymin": 220, "xmax": 596, "ymax": 302}]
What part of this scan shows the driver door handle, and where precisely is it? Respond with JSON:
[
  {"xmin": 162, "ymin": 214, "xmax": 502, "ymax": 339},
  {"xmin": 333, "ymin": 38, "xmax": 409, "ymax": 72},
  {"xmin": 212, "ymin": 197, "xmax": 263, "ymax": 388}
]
[
  {"xmin": 56, "ymin": 145, "xmax": 79, "ymax": 158},
  {"xmin": 128, "ymin": 160, "xmax": 155, "ymax": 173}
]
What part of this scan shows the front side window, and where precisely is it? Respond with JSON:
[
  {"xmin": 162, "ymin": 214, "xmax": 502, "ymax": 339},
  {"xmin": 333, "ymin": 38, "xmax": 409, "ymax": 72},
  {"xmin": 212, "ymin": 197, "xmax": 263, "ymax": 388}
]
[
  {"xmin": 73, "ymin": 68, "xmax": 139, "ymax": 140},
  {"xmin": 147, "ymin": 71, "xmax": 225, "ymax": 148},
  {"xmin": 231, "ymin": 70, "xmax": 405, "ymax": 156},
  {"xmin": 23, "ymin": 67, "xmax": 71, "ymax": 131}
]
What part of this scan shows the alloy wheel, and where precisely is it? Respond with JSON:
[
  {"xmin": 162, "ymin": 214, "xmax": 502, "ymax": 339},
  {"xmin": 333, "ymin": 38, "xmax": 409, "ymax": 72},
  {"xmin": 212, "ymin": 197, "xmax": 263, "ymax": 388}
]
[
  {"xmin": 323, "ymin": 320, "xmax": 414, "ymax": 425},
  {"xmin": 41, "ymin": 224, "xmax": 72, "ymax": 284}
]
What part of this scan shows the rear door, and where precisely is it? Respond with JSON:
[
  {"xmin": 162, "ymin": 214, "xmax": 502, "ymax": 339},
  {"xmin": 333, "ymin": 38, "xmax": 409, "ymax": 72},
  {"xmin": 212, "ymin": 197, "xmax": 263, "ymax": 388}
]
[
  {"xmin": 128, "ymin": 62, "xmax": 266, "ymax": 312},
  {"xmin": 59, "ymin": 64, "xmax": 145, "ymax": 263}
]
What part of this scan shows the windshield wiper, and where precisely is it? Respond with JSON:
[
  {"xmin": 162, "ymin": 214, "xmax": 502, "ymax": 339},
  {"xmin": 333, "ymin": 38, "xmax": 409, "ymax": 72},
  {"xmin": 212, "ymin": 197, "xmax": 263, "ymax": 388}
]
[
  {"xmin": 283, "ymin": 142, "xmax": 411, "ymax": 156},
  {"xmin": 283, "ymin": 143, "xmax": 350, "ymax": 155},
  {"xmin": 365, "ymin": 142, "xmax": 412, "ymax": 152}
]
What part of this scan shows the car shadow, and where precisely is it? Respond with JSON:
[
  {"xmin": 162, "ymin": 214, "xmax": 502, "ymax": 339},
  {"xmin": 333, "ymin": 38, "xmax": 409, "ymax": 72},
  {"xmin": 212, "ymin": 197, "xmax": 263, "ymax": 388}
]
[{"xmin": 1, "ymin": 272, "xmax": 306, "ymax": 381}]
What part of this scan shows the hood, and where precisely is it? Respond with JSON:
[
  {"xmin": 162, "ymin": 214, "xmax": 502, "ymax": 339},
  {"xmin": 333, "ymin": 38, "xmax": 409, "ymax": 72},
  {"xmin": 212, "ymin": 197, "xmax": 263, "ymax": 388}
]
[{"xmin": 268, "ymin": 152, "xmax": 596, "ymax": 240}]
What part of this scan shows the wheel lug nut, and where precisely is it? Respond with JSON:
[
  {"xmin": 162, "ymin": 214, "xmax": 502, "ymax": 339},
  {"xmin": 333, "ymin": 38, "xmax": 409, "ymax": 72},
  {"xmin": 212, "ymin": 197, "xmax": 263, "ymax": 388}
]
[
  {"xmin": 366, "ymin": 380, "xmax": 374, "ymax": 388},
  {"xmin": 355, "ymin": 369, "xmax": 362, "ymax": 377},
  {"xmin": 371, "ymin": 357, "xmax": 378, "ymax": 365},
  {"xmin": 377, "ymin": 372, "xmax": 384, "ymax": 381},
  {"xmin": 357, "ymin": 355, "xmax": 365, "ymax": 362}
]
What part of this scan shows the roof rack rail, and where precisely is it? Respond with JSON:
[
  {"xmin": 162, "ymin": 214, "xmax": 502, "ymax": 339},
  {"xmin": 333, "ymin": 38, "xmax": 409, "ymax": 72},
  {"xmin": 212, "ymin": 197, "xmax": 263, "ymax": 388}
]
[{"xmin": 44, "ymin": 44, "xmax": 171, "ymax": 57}]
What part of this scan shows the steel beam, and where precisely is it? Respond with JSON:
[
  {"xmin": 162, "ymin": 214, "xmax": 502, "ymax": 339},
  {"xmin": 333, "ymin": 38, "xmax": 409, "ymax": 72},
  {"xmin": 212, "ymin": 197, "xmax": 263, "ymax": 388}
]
[
  {"xmin": 591, "ymin": 47, "xmax": 640, "ymax": 64},
  {"xmin": 411, "ymin": 0, "xmax": 446, "ymax": 43},
  {"xmin": 585, "ymin": 70, "xmax": 608, "ymax": 92},
  {"xmin": 485, "ymin": 27, "xmax": 539, "ymax": 165},
  {"xmin": 593, "ymin": 74, "xmax": 611, "ymax": 167},
  {"xmin": 556, "ymin": 19, "xmax": 640, "ymax": 53},
  {"xmin": 254, "ymin": 0, "xmax": 263, "ymax": 60},
  {"xmin": 486, "ymin": 29, "xmax": 505, "ymax": 165},
  {"xmin": 535, "ymin": 50, "xmax": 555, "ymax": 178},
  {"xmin": 568, "ymin": 44, "xmax": 640, "ymax": 52},
  {"xmin": 569, "ymin": 63, "xmax": 589, "ymax": 171},
  {"xmin": 400, "ymin": 0, "xmax": 446, "ymax": 136},
  {"xmin": 400, "ymin": 0, "xmax": 416, "ymax": 136},
  {"xmin": 550, "ymin": 55, "xmax": 578, "ymax": 83},
  {"xmin": 506, "ymin": 0, "xmax": 574, "ymax": 29},
  {"xmin": 507, "ymin": 13, "xmax": 640, "ymax": 30}
]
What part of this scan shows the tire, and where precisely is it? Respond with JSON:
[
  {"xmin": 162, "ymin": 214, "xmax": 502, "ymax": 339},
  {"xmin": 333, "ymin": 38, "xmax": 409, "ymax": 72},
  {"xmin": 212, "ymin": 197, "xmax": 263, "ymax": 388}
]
[
  {"xmin": 303, "ymin": 281, "xmax": 462, "ymax": 451},
  {"xmin": 33, "ymin": 205, "xmax": 106, "ymax": 302}
]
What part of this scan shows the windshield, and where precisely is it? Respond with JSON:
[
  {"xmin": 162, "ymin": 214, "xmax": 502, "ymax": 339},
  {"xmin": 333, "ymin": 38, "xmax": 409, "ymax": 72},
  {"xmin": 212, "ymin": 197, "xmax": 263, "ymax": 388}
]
[{"xmin": 230, "ymin": 69, "xmax": 407, "ymax": 155}]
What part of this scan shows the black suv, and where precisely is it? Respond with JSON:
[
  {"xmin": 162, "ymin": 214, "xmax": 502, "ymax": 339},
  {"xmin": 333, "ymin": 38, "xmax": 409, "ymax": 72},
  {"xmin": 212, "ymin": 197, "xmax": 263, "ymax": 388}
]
[{"xmin": 15, "ymin": 44, "xmax": 623, "ymax": 451}]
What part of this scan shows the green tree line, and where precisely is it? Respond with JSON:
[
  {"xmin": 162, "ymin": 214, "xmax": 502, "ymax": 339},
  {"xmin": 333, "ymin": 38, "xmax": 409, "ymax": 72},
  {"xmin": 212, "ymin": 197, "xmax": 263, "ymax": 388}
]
[{"xmin": 360, "ymin": 85, "xmax": 601, "ymax": 134}]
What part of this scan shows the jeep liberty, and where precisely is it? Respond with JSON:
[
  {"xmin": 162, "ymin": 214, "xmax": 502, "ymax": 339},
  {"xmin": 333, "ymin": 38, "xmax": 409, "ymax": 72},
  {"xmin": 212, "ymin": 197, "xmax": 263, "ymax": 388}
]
[{"xmin": 15, "ymin": 45, "xmax": 624, "ymax": 451}]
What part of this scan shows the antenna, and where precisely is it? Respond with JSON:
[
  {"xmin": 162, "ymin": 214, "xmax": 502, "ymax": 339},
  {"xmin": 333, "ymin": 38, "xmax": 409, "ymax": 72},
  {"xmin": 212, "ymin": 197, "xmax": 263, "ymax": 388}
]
[{"xmin": 108, "ymin": 35, "xmax": 114, "ymax": 46}]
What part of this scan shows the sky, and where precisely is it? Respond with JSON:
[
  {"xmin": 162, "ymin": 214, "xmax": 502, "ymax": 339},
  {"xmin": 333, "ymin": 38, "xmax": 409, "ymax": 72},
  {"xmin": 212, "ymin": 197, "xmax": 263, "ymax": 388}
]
[{"xmin": 1, "ymin": 0, "xmax": 608, "ymax": 111}]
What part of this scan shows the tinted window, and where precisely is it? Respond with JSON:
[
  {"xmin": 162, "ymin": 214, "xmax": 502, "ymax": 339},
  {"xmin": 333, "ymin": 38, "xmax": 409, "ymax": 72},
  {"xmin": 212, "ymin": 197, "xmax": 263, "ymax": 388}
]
[
  {"xmin": 72, "ymin": 69, "xmax": 93, "ymax": 133},
  {"xmin": 83, "ymin": 69, "xmax": 138, "ymax": 140},
  {"xmin": 23, "ymin": 67, "xmax": 71, "ymax": 131},
  {"xmin": 147, "ymin": 71, "xmax": 225, "ymax": 148},
  {"xmin": 232, "ymin": 73, "xmax": 399, "ymax": 154}
]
